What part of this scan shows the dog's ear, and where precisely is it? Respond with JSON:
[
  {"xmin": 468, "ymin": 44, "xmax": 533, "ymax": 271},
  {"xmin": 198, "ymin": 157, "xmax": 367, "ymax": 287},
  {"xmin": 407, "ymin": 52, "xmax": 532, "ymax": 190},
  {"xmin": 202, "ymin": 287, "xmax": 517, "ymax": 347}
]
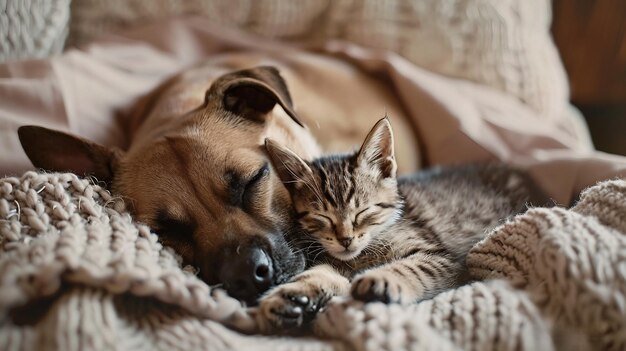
[
  {"xmin": 265, "ymin": 138, "xmax": 313, "ymax": 191},
  {"xmin": 18, "ymin": 126, "xmax": 122, "ymax": 182},
  {"xmin": 356, "ymin": 117, "xmax": 397, "ymax": 179},
  {"xmin": 208, "ymin": 66, "xmax": 304, "ymax": 127}
]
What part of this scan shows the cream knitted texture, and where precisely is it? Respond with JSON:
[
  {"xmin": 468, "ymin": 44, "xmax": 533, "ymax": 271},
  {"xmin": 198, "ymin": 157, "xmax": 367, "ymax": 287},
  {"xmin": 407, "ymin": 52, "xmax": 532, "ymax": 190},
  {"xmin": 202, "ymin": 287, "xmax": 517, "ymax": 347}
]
[
  {"xmin": 2, "ymin": 172, "xmax": 626, "ymax": 350},
  {"xmin": 314, "ymin": 281, "xmax": 553, "ymax": 351},
  {"xmin": 0, "ymin": 172, "xmax": 254, "ymax": 331},
  {"xmin": 2, "ymin": 286, "xmax": 341, "ymax": 351},
  {"xmin": 468, "ymin": 179, "xmax": 626, "ymax": 350},
  {"xmin": 0, "ymin": 0, "xmax": 70, "ymax": 62}
]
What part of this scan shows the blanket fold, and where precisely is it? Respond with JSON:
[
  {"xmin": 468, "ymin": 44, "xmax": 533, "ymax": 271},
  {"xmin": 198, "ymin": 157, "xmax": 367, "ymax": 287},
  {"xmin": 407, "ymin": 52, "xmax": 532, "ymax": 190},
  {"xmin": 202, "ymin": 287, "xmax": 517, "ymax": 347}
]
[
  {"xmin": 315, "ymin": 281, "xmax": 553, "ymax": 351},
  {"xmin": 0, "ymin": 172, "xmax": 255, "ymax": 334},
  {"xmin": 468, "ymin": 179, "xmax": 626, "ymax": 350},
  {"xmin": 1, "ymin": 172, "xmax": 625, "ymax": 350}
]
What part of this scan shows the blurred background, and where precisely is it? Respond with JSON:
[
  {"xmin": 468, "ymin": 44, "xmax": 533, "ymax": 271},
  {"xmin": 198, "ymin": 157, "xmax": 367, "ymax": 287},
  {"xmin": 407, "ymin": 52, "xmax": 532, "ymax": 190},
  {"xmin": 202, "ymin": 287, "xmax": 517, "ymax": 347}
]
[
  {"xmin": 551, "ymin": 0, "xmax": 626, "ymax": 156},
  {"xmin": 1, "ymin": 0, "xmax": 624, "ymax": 155}
]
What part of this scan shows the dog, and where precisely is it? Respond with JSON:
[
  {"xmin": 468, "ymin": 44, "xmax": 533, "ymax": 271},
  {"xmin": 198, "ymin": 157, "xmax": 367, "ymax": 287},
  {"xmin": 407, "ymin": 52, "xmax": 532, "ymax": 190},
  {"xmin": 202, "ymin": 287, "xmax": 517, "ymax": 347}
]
[{"xmin": 17, "ymin": 51, "xmax": 418, "ymax": 306}]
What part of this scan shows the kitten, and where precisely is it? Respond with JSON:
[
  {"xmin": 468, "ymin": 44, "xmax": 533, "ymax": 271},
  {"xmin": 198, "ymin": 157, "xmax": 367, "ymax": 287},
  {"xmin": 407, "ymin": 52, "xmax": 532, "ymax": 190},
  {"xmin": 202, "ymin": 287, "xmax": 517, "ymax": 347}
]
[{"xmin": 257, "ymin": 117, "xmax": 544, "ymax": 330}]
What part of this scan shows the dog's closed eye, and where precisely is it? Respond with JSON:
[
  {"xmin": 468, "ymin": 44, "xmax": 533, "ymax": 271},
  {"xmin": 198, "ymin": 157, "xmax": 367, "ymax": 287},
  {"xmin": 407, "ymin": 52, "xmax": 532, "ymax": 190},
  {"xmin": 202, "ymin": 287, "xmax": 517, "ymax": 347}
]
[
  {"xmin": 153, "ymin": 210, "xmax": 196, "ymax": 264},
  {"xmin": 241, "ymin": 163, "xmax": 269, "ymax": 206},
  {"xmin": 154, "ymin": 209, "xmax": 195, "ymax": 239},
  {"xmin": 227, "ymin": 163, "xmax": 269, "ymax": 209}
]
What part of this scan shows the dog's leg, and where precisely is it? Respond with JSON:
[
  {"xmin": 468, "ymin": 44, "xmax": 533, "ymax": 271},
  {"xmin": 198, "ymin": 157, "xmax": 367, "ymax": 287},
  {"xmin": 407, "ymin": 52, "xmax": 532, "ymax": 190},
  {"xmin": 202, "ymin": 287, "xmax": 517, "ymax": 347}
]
[{"xmin": 256, "ymin": 264, "xmax": 349, "ymax": 331}]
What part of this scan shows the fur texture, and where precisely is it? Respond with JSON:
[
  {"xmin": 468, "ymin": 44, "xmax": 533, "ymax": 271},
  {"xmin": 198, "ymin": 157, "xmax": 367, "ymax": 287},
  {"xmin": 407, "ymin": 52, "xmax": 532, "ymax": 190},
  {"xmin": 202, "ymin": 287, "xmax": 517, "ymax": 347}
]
[
  {"xmin": 259, "ymin": 118, "xmax": 543, "ymax": 330},
  {"xmin": 18, "ymin": 66, "xmax": 318, "ymax": 305}
]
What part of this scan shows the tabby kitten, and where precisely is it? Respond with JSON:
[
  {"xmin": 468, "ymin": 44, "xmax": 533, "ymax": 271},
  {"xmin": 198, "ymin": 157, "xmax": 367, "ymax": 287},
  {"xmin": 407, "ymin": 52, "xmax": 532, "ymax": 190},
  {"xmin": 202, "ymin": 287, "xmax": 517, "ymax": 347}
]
[{"xmin": 257, "ymin": 117, "xmax": 543, "ymax": 330}]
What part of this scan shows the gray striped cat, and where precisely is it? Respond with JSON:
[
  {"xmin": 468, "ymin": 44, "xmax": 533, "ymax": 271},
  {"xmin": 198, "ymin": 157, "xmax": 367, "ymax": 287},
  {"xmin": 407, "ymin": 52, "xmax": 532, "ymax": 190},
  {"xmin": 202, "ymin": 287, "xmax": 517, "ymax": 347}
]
[{"xmin": 257, "ymin": 117, "xmax": 544, "ymax": 330}]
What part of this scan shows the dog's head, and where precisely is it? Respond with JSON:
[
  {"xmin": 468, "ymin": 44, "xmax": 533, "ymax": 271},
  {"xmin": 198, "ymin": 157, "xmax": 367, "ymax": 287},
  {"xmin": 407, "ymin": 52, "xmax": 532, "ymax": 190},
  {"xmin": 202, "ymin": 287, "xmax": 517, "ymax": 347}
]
[{"xmin": 18, "ymin": 66, "xmax": 320, "ymax": 305}]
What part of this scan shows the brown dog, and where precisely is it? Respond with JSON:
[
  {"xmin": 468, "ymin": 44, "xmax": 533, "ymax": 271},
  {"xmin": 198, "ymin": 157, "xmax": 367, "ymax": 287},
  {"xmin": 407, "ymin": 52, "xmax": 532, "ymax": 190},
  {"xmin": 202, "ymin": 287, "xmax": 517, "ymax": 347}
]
[{"xmin": 17, "ymin": 51, "xmax": 419, "ymax": 305}]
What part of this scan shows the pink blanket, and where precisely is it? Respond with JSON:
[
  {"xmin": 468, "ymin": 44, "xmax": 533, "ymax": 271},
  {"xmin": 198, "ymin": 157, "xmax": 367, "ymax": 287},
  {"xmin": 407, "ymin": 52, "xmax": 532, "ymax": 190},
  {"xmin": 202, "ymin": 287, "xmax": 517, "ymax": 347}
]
[{"xmin": 0, "ymin": 17, "xmax": 624, "ymax": 205}]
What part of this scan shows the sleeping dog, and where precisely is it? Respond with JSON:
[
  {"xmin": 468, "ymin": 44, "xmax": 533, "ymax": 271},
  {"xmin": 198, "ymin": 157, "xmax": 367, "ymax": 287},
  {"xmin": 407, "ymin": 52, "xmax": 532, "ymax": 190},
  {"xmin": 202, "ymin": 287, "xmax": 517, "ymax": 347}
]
[{"xmin": 17, "ymin": 52, "xmax": 419, "ymax": 307}]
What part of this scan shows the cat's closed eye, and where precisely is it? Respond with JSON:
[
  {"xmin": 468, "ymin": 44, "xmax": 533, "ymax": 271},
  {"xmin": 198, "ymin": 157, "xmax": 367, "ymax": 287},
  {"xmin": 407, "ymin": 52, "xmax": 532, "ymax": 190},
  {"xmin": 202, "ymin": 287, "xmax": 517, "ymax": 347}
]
[
  {"xmin": 353, "ymin": 207, "xmax": 371, "ymax": 226},
  {"xmin": 316, "ymin": 214, "xmax": 336, "ymax": 229},
  {"xmin": 300, "ymin": 213, "xmax": 336, "ymax": 234},
  {"xmin": 353, "ymin": 207, "xmax": 386, "ymax": 227}
]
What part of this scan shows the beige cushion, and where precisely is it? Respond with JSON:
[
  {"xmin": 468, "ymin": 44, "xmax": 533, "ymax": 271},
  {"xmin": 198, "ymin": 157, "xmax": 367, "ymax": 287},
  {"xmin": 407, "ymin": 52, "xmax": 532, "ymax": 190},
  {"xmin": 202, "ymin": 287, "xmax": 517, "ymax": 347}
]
[
  {"xmin": 69, "ymin": 0, "xmax": 570, "ymax": 118},
  {"xmin": 0, "ymin": 0, "xmax": 70, "ymax": 62}
]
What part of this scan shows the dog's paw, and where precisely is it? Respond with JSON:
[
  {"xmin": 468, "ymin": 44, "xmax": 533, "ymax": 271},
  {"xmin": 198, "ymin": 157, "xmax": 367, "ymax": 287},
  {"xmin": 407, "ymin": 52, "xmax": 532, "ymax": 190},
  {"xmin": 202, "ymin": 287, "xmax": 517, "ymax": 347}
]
[
  {"xmin": 351, "ymin": 270, "xmax": 412, "ymax": 304},
  {"xmin": 256, "ymin": 282, "xmax": 330, "ymax": 332}
]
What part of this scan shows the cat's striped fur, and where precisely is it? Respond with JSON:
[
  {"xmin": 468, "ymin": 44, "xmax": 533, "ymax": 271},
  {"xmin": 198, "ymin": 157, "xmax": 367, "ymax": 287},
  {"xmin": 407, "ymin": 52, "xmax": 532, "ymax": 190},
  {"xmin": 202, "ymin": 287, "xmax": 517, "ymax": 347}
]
[{"xmin": 258, "ymin": 118, "xmax": 544, "ymax": 330}]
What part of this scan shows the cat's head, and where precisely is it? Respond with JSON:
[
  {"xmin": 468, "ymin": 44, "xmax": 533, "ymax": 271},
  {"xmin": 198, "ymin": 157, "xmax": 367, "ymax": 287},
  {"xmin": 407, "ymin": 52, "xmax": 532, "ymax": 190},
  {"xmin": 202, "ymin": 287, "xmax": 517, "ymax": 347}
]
[{"xmin": 265, "ymin": 118, "xmax": 402, "ymax": 261}]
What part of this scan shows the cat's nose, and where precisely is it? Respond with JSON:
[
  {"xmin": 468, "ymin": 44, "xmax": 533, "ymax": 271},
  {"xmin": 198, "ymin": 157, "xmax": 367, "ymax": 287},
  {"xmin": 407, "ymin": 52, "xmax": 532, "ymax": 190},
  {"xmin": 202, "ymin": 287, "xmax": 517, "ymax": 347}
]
[{"xmin": 339, "ymin": 237, "xmax": 353, "ymax": 248}]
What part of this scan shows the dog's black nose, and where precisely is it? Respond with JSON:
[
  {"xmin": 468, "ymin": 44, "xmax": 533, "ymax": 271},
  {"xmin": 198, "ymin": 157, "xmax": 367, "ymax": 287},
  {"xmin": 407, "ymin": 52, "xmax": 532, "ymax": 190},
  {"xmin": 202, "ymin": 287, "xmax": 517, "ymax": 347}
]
[{"xmin": 219, "ymin": 245, "xmax": 274, "ymax": 304}]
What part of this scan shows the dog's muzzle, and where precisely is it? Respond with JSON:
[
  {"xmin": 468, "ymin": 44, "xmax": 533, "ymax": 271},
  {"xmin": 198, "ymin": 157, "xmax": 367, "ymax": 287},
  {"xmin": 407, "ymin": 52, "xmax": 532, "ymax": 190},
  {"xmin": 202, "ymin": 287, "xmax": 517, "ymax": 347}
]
[{"xmin": 218, "ymin": 243, "xmax": 274, "ymax": 305}]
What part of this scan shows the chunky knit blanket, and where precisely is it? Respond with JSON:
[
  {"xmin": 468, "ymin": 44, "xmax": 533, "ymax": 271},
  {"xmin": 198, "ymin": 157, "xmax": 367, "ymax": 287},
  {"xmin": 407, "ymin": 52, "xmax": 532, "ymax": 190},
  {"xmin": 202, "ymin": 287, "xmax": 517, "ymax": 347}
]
[
  {"xmin": 0, "ymin": 0, "xmax": 70, "ymax": 62},
  {"xmin": 1, "ymin": 172, "xmax": 625, "ymax": 350}
]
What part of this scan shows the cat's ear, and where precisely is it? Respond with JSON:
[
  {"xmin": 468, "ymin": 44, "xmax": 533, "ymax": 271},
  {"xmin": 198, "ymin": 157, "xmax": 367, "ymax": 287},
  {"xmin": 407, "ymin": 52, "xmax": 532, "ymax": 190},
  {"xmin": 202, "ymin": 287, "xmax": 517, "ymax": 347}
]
[
  {"xmin": 265, "ymin": 138, "xmax": 314, "ymax": 190},
  {"xmin": 357, "ymin": 117, "xmax": 397, "ymax": 179}
]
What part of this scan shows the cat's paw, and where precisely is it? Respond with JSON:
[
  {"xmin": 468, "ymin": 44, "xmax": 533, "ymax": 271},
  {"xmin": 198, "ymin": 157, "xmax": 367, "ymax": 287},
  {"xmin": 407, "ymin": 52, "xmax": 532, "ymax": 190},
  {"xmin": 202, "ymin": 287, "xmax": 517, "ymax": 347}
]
[
  {"xmin": 256, "ymin": 282, "xmax": 330, "ymax": 332},
  {"xmin": 351, "ymin": 270, "xmax": 412, "ymax": 304}
]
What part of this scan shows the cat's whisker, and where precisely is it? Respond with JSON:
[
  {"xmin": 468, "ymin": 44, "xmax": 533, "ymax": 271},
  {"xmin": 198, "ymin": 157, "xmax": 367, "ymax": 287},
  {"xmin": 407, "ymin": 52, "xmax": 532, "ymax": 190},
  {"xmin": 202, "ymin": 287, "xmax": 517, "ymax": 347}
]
[
  {"xmin": 278, "ymin": 157, "xmax": 325, "ymax": 204},
  {"xmin": 304, "ymin": 241, "xmax": 320, "ymax": 253},
  {"xmin": 307, "ymin": 247, "xmax": 324, "ymax": 256},
  {"xmin": 308, "ymin": 174, "xmax": 326, "ymax": 207},
  {"xmin": 311, "ymin": 247, "xmax": 327, "ymax": 263}
]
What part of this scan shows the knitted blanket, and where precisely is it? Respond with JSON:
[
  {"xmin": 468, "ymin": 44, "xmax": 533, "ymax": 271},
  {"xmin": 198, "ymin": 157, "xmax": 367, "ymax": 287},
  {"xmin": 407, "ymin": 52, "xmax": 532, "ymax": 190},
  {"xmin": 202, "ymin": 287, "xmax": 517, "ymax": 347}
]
[{"xmin": 1, "ymin": 172, "xmax": 625, "ymax": 350}]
